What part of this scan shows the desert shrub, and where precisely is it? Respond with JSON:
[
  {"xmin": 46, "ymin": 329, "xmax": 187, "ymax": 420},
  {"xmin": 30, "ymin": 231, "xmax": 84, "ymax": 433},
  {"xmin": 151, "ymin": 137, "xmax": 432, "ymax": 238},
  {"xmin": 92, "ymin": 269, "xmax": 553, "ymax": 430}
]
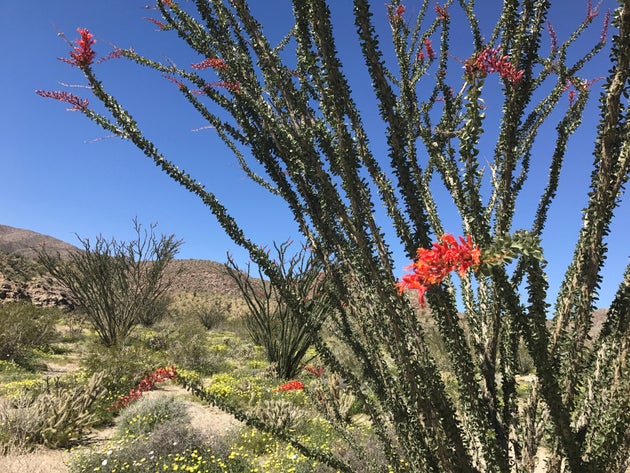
[
  {"xmin": 0, "ymin": 394, "xmax": 41, "ymax": 454},
  {"xmin": 69, "ymin": 422, "xmax": 251, "ymax": 473},
  {"xmin": 309, "ymin": 373, "xmax": 358, "ymax": 425},
  {"xmin": 201, "ymin": 372, "xmax": 270, "ymax": 409},
  {"xmin": 38, "ymin": 220, "xmax": 181, "ymax": 346},
  {"xmin": 117, "ymin": 394, "xmax": 189, "ymax": 438},
  {"xmin": 161, "ymin": 323, "xmax": 222, "ymax": 374},
  {"xmin": 0, "ymin": 302, "xmax": 59, "ymax": 367},
  {"xmin": 82, "ymin": 343, "xmax": 167, "ymax": 402},
  {"xmin": 136, "ymin": 295, "xmax": 173, "ymax": 327},
  {"xmin": 145, "ymin": 420, "xmax": 207, "ymax": 456},
  {"xmin": 172, "ymin": 291, "xmax": 232, "ymax": 330},
  {"xmin": 0, "ymin": 372, "xmax": 105, "ymax": 452},
  {"xmin": 225, "ymin": 241, "xmax": 330, "ymax": 379}
]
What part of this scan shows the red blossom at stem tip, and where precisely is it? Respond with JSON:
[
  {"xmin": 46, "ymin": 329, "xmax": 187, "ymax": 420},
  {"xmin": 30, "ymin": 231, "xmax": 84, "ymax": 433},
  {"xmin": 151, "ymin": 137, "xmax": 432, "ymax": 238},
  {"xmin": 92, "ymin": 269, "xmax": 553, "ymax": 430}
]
[
  {"xmin": 144, "ymin": 17, "xmax": 168, "ymax": 30},
  {"xmin": 417, "ymin": 39, "xmax": 436, "ymax": 62},
  {"xmin": 397, "ymin": 234, "xmax": 481, "ymax": 306},
  {"xmin": 164, "ymin": 74, "xmax": 186, "ymax": 89},
  {"xmin": 388, "ymin": 3, "xmax": 406, "ymax": 22},
  {"xmin": 547, "ymin": 21, "xmax": 558, "ymax": 52},
  {"xmin": 191, "ymin": 57, "xmax": 228, "ymax": 71},
  {"xmin": 35, "ymin": 90, "xmax": 89, "ymax": 110},
  {"xmin": 60, "ymin": 28, "xmax": 96, "ymax": 67},
  {"xmin": 586, "ymin": 0, "xmax": 601, "ymax": 22},
  {"xmin": 464, "ymin": 45, "xmax": 524, "ymax": 83},
  {"xmin": 563, "ymin": 76, "xmax": 603, "ymax": 105},
  {"xmin": 434, "ymin": 4, "xmax": 449, "ymax": 20},
  {"xmin": 600, "ymin": 10, "xmax": 610, "ymax": 43},
  {"xmin": 424, "ymin": 39, "xmax": 436, "ymax": 60}
]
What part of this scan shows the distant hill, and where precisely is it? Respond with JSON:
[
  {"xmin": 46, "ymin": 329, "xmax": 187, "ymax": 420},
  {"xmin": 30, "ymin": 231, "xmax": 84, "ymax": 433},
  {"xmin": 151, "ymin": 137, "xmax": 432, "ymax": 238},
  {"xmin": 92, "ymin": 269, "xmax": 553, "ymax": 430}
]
[
  {"xmin": 0, "ymin": 224, "xmax": 78, "ymax": 259},
  {"xmin": 165, "ymin": 259, "xmax": 248, "ymax": 297},
  {"xmin": 0, "ymin": 224, "xmax": 247, "ymax": 306}
]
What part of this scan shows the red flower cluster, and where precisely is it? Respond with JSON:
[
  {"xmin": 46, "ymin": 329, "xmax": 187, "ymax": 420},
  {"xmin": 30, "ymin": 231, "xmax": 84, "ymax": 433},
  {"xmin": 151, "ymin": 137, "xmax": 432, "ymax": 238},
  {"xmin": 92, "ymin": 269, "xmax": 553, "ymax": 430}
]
[
  {"xmin": 586, "ymin": 0, "xmax": 599, "ymax": 22},
  {"xmin": 144, "ymin": 17, "xmax": 168, "ymax": 30},
  {"xmin": 212, "ymin": 81, "xmax": 242, "ymax": 93},
  {"xmin": 388, "ymin": 3, "xmax": 406, "ymax": 22},
  {"xmin": 397, "ymin": 234, "xmax": 481, "ymax": 305},
  {"xmin": 35, "ymin": 90, "xmax": 89, "ymax": 111},
  {"xmin": 563, "ymin": 77, "xmax": 602, "ymax": 105},
  {"xmin": 60, "ymin": 28, "xmax": 96, "ymax": 68},
  {"xmin": 108, "ymin": 366, "xmax": 178, "ymax": 411},
  {"xmin": 273, "ymin": 380, "xmax": 305, "ymax": 392},
  {"xmin": 303, "ymin": 365, "xmax": 324, "ymax": 377},
  {"xmin": 417, "ymin": 39, "xmax": 436, "ymax": 62},
  {"xmin": 435, "ymin": 4, "xmax": 449, "ymax": 20},
  {"xmin": 547, "ymin": 21, "xmax": 558, "ymax": 52},
  {"xmin": 600, "ymin": 10, "xmax": 610, "ymax": 44},
  {"xmin": 464, "ymin": 45, "xmax": 524, "ymax": 83},
  {"xmin": 191, "ymin": 58, "xmax": 228, "ymax": 71}
]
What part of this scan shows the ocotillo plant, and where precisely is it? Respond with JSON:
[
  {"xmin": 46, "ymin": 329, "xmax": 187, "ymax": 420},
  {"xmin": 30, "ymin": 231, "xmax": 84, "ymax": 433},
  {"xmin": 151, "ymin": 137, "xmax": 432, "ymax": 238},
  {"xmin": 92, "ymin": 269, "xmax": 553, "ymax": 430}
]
[
  {"xmin": 39, "ymin": 1, "xmax": 628, "ymax": 472},
  {"xmin": 38, "ymin": 220, "xmax": 181, "ymax": 346},
  {"xmin": 225, "ymin": 240, "xmax": 330, "ymax": 379}
]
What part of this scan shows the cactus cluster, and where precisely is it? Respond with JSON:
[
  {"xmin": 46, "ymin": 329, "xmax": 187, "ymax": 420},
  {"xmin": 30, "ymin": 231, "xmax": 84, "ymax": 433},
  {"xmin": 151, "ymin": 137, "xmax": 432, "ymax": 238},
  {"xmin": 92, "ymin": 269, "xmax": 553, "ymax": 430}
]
[
  {"xmin": 0, "ymin": 372, "xmax": 106, "ymax": 452},
  {"xmin": 252, "ymin": 399, "xmax": 306, "ymax": 432}
]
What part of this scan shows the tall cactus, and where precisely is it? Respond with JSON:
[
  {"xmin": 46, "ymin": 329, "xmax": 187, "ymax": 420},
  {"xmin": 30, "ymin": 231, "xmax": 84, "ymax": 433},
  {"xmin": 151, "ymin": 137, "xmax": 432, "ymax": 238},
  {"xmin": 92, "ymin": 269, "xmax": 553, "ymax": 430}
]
[{"xmin": 39, "ymin": 1, "xmax": 629, "ymax": 471}]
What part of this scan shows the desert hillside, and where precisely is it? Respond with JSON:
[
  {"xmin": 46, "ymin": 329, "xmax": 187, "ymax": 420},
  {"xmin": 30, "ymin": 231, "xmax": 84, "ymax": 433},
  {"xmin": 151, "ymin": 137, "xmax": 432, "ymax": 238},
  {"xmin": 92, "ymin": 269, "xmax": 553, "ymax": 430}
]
[
  {"xmin": 0, "ymin": 224, "xmax": 78, "ymax": 259},
  {"xmin": 0, "ymin": 224, "xmax": 247, "ymax": 306}
]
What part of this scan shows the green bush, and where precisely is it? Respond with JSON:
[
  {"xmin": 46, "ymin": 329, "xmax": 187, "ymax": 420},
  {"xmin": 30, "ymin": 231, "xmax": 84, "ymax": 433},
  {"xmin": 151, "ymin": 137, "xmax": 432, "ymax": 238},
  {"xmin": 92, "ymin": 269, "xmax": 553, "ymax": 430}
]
[
  {"xmin": 69, "ymin": 422, "xmax": 251, "ymax": 473},
  {"xmin": 117, "ymin": 395, "xmax": 189, "ymax": 438},
  {"xmin": 82, "ymin": 343, "xmax": 167, "ymax": 401},
  {"xmin": 0, "ymin": 302, "xmax": 59, "ymax": 367},
  {"xmin": 147, "ymin": 317, "xmax": 237, "ymax": 374},
  {"xmin": 136, "ymin": 295, "xmax": 173, "ymax": 327}
]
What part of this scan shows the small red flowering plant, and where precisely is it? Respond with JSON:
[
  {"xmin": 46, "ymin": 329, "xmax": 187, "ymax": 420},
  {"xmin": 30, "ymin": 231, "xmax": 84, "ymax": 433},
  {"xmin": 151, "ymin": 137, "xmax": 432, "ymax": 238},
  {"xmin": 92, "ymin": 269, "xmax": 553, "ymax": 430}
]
[
  {"xmin": 108, "ymin": 366, "xmax": 178, "ymax": 411},
  {"xmin": 272, "ymin": 380, "xmax": 305, "ymax": 392}
]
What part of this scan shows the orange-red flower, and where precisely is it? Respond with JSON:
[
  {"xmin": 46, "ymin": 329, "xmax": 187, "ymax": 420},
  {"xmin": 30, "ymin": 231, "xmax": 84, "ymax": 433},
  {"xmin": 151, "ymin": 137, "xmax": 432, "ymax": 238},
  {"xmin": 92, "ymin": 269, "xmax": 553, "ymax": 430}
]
[
  {"xmin": 397, "ymin": 234, "xmax": 481, "ymax": 305},
  {"xmin": 273, "ymin": 380, "xmax": 305, "ymax": 392},
  {"xmin": 108, "ymin": 366, "xmax": 177, "ymax": 411}
]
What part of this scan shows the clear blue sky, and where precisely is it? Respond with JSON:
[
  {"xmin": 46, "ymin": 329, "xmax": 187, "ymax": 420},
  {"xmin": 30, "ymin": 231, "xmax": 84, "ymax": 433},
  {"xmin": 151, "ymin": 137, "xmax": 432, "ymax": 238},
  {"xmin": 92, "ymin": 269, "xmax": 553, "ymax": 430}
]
[{"xmin": 1, "ymin": 1, "xmax": 626, "ymax": 309}]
